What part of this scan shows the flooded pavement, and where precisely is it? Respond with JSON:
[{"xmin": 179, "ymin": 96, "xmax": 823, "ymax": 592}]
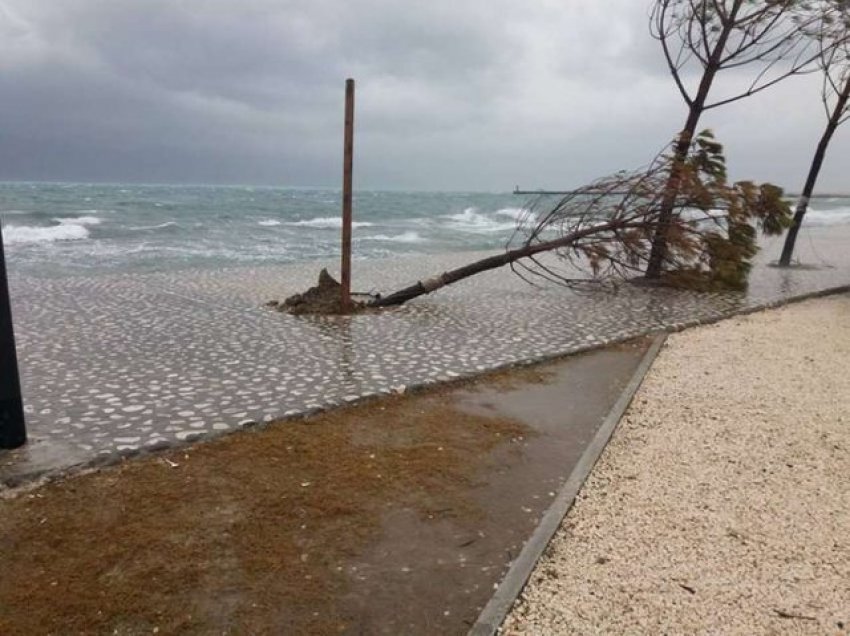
[
  {"xmin": 334, "ymin": 339, "xmax": 648, "ymax": 634},
  {"xmin": 2, "ymin": 226, "xmax": 849, "ymax": 484},
  {"xmin": 0, "ymin": 339, "xmax": 649, "ymax": 635}
]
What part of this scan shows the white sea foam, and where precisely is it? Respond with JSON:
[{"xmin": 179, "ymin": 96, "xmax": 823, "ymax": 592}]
[
  {"xmin": 54, "ymin": 215, "xmax": 102, "ymax": 226},
  {"xmin": 287, "ymin": 217, "xmax": 374, "ymax": 229},
  {"xmin": 361, "ymin": 231, "xmax": 424, "ymax": 243},
  {"xmin": 3, "ymin": 223, "xmax": 91, "ymax": 245},
  {"xmin": 257, "ymin": 219, "xmax": 282, "ymax": 227},
  {"xmin": 804, "ymin": 206, "xmax": 850, "ymax": 226},
  {"xmin": 3, "ymin": 214, "xmax": 104, "ymax": 245},
  {"xmin": 494, "ymin": 207, "xmax": 527, "ymax": 220},
  {"xmin": 444, "ymin": 208, "xmax": 517, "ymax": 233},
  {"xmin": 128, "ymin": 221, "xmax": 180, "ymax": 231}
]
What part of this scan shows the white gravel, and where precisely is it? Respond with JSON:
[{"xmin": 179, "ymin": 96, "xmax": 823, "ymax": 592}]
[{"xmin": 502, "ymin": 295, "xmax": 850, "ymax": 635}]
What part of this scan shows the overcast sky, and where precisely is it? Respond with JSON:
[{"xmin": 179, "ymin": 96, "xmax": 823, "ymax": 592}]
[{"xmin": 0, "ymin": 0, "xmax": 846, "ymax": 192}]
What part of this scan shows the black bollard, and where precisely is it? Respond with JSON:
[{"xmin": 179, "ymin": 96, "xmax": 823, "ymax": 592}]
[{"xmin": 0, "ymin": 221, "xmax": 26, "ymax": 449}]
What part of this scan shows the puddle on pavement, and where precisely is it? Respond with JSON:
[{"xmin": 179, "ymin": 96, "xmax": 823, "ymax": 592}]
[
  {"xmin": 0, "ymin": 339, "xmax": 651, "ymax": 634},
  {"xmin": 337, "ymin": 339, "xmax": 650, "ymax": 635}
]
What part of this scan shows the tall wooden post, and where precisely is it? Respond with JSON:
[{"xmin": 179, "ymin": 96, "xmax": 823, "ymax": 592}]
[
  {"xmin": 340, "ymin": 78, "xmax": 355, "ymax": 311},
  {"xmin": 0, "ymin": 222, "xmax": 26, "ymax": 449}
]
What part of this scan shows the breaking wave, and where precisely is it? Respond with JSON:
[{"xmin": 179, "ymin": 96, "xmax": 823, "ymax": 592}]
[
  {"xmin": 128, "ymin": 221, "xmax": 180, "ymax": 231},
  {"xmin": 494, "ymin": 207, "xmax": 527, "ymax": 220},
  {"xmin": 3, "ymin": 215, "xmax": 105, "ymax": 245},
  {"xmin": 443, "ymin": 208, "xmax": 518, "ymax": 233},
  {"xmin": 4, "ymin": 223, "xmax": 91, "ymax": 244},
  {"xmin": 361, "ymin": 231, "xmax": 425, "ymax": 243},
  {"xmin": 54, "ymin": 216, "xmax": 102, "ymax": 226},
  {"xmin": 805, "ymin": 206, "xmax": 850, "ymax": 226},
  {"xmin": 287, "ymin": 217, "xmax": 374, "ymax": 229}
]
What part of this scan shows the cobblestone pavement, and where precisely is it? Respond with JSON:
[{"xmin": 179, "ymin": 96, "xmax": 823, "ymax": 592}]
[{"xmin": 2, "ymin": 228, "xmax": 848, "ymax": 483}]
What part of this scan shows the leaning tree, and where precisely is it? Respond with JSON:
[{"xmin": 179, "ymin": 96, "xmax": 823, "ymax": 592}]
[
  {"xmin": 277, "ymin": 133, "xmax": 791, "ymax": 314},
  {"xmin": 355, "ymin": 131, "xmax": 791, "ymax": 308},
  {"xmin": 646, "ymin": 0, "xmax": 842, "ymax": 279},
  {"xmin": 780, "ymin": 5, "xmax": 850, "ymax": 265}
]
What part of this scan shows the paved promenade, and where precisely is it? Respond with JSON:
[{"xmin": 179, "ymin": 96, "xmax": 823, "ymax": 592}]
[{"xmin": 2, "ymin": 227, "xmax": 849, "ymax": 482}]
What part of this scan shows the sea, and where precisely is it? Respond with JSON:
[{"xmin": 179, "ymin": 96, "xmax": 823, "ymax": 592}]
[{"xmin": 2, "ymin": 182, "xmax": 850, "ymax": 277}]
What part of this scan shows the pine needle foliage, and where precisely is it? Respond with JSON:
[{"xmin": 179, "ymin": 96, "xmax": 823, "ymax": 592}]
[{"xmin": 513, "ymin": 131, "xmax": 791, "ymax": 291}]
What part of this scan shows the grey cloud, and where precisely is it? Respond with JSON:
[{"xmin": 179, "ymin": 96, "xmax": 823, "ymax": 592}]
[{"xmin": 0, "ymin": 0, "xmax": 846, "ymax": 191}]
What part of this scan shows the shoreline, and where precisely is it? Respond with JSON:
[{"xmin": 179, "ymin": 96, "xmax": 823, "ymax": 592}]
[
  {"xmin": 3, "ymin": 226, "xmax": 850, "ymax": 484},
  {"xmin": 5, "ymin": 217, "xmax": 850, "ymax": 281}
]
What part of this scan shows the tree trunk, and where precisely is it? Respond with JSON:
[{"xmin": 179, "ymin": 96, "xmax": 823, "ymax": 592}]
[
  {"xmin": 646, "ymin": 0, "xmax": 742, "ymax": 279},
  {"xmin": 370, "ymin": 218, "xmax": 634, "ymax": 307},
  {"xmin": 644, "ymin": 104, "xmax": 705, "ymax": 278},
  {"xmin": 779, "ymin": 75, "xmax": 850, "ymax": 267}
]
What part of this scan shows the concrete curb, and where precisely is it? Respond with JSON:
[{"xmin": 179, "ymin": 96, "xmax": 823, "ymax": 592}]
[{"xmin": 467, "ymin": 333, "xmax": 668, "ymax": 636}]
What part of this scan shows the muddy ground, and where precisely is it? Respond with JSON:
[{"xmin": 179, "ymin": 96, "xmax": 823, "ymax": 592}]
[{"xmin": 0, "ymin": 339, "xmax": 648, "ymax": 635}]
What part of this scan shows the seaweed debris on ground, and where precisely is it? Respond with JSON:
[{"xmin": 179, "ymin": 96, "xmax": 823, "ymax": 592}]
[{"xmin": 267, "ymin": 268, "xmax": 369, "ymax": 315}]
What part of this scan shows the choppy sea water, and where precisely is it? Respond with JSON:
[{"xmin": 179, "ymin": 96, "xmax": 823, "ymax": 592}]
[
  {"xmin": 0, "ymin": 183, "xmax": 528, "ymax": 276},
  {"xmin": 2, "ymin": 182, "xmax": 850, "ymax": 277}
]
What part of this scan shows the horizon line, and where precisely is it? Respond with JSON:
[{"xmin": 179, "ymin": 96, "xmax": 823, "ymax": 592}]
[{"xmin": 0, "ymin": 178, "xmax": 514, "ymax": 196}]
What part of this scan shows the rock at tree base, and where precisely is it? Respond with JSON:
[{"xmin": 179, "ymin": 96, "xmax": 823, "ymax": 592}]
[{"xmin": 269, "ymin": 268, "xmax": 362, "ymax": 315}]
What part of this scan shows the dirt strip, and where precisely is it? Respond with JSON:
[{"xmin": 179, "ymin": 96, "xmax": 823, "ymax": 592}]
[{"xmin": 503, "ymin": 295, "xmax": 850, "ymax": 635}]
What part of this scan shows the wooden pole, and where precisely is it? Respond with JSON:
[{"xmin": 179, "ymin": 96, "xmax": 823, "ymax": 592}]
[
  {"xmin": 0, "ymin": 222, "xmax": 26, "ymax": 449},
  {"xmin": 340, "ymin": 78, "xmax": 355, "ymax": 310}
]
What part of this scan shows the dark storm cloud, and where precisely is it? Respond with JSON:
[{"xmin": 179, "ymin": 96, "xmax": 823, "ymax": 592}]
[{"xmin": 0, "ymin": 0, "xmax": 846, "ymax": 191}]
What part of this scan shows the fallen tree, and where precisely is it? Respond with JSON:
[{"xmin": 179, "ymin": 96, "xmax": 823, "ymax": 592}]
[
  {"xmin": 369, "ymin": 217, "xmax": 640, "ymax": 308},
  {"xmin": 368, "ymin": 131, "xmax": 791, "ymax": 308},
  {"xmin": 272, "ymin": 131, "xmax": 791, "ymax": 313}
]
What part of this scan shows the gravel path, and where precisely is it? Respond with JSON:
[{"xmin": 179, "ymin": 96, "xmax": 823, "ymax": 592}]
[{"xmin": 502, "ymin": 295, "xmax": 850, "ymax": 635}]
